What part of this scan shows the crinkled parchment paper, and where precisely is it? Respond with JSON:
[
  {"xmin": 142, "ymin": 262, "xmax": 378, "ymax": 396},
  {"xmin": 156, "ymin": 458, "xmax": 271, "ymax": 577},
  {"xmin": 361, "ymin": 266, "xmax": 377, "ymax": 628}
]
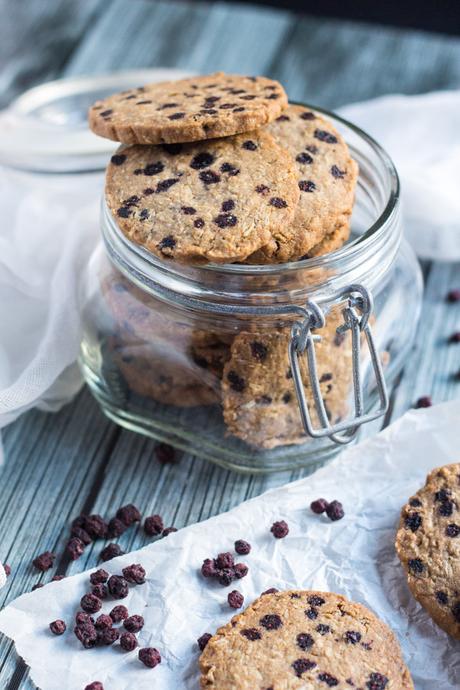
[{"xmin": 0, "ymin": 401, "xmax": 459, "ymax": 689}]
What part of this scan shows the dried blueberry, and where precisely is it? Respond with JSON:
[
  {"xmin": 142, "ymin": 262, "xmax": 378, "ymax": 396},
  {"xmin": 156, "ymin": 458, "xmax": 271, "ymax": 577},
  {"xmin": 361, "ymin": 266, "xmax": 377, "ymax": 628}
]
[
  {"xmin": 162, "ymin": 527, "xmax": 177, "ymax": 536},
  {"xmin": 32, "ymin": 551, "xmax": 55, "ymax": 572},
  {"xmin": 168, "ymin": 112, "xmax": 185, "ymax": 120},
  {"xmin": 446, "ymin": 523, "xmax": 460, "ymax": 537},
  {"xmin": 116, "ymin": 504, "xmax": 141, "ymax": 527},
  {"xmin": 234, "ymin": 540, "xmax": 251, "ymax": 555},
  {"xmin": 145, "ymin": 514, "xmax": 164, "ymax": 536},
  {"xmin": 49, "ymin": 620, "xmax": 66, "ymax": 635},
  {"xmin": 316, "ymin": 623, "xmax": 331, "ymax": 635},
  {"xmin": 90, "ymin": 569, "xmax": 109, "ymax": 585},
  {"xmin": 326, "ymin": 500, "xmax": 344, "ymax": 521},
  {"xmin": 404, "ymin": 512, "xmax": 422, "ymax": 532},
  {"xmin": 269, "ymin": 197, "xmax": 288, "ymax": 208},
  {"xmin": 436, "ymin": 591, "xmax": 448, "ymax": 605},
  {"xmin": 292, "ymin": 658, "xmax": 316, "ymax": 677},
  {"xmin": 216, "ymin": 552, "xmax": 234, "ymax": 569},
  {"xmin": 158, "ymin": 235, "xmax": 176, "ymax": 252},
  {"xmin": 314, "ymin": 129, "xmax": 338, "ymax": 144},
  {"xmin": 156, "ymin": 178, "xmax": 179, "ymax": 192},
  {"xmin": 123, "ymin": 563, "xmax": 146, "ymax": 584},
  {"xmin": 139, "ymin": 647, "xmax": 161, "ymax": 668},
  {"xmin": 84, "ymin": 515, "xmax": 108, "ymax": 540},
  {"xmin": 220, "ymin": 162, "xmax": 239, "ymax": 176},
  {"xmin": 109, "ymin": 605, "xmax": 128, "ymax": 623},
  {"xmin": 95, "ymin": 614, "xmax": 113, "ymax": 630},
  {"xmin": 108, "ymin": 575, "xmax": 129, "ymax": 599},
  {"xmin": 331, "ymin": 164, "xmax": 346, "ymax": 178},
  {"xmin": 296, "ymin": 632, "xmax": 314, "ymax": 650},
  {"xmin": 156, "ymin": 442, "xmax": 176, "ymax": 464},
  {"xmin": 221, "ymin": 199, "xmax": 235, "ymax": 212},
  {"xmin": 201, "ymin": 558, "xmax": 218, "ymax": 578},
  {"xmin": 120, "ymin": 631, "xmax": 138, "ymax": 651},
  {"xmin": 76, "ymin": 612, "xmax": 94, "ymax": 626},
  {"xmin": 318, "ymin": 672, "xmax": 339, "ymax": 686},
  {"xmin": 228, "ymin": 590, "xmax": 244, "ymax": 609},
  {"xmin": 71, "ymin": 526, "xmax": 92, "ymax": 545},
  {"xmin": 447, "ymin": 289, "xmax": 460, "ymax": 303},
  {"xmin": 415, "ymin": 396, "xmax": 432, "ymax": 408},
  {"xmin": 242, "ymin": 140, "xmax": 257, "ymax": 150},
  {"xmin": 214, "ymin": 213, "xmax": 238, "ymax": 228},
  {"xmin": 111, "ymin": 154, "xmax": 126, "ymax": 166},
  {"xmin": 240, "ymin": 627, "xmax": 261, "ymax": 640},
  {"xmin": 409, "ymin": 498, "xmax": 422, "ymax": 507},
  {"xmin": 218, "ymin": 568, "xmax": 235, "ymax": 586},
  {"xmin": 98, "ymin": 627, "xmax": 120, "ymax": 645},
  {"xmin": 197, "ymin": 632, "xmax": 212, "ymax": 651},
  {"xmin": 92, "ymin": 584, "xmax": 108, "ymax": 600},
  {"xmin": 261, "ymin": 587, "xmax": 279, "ymax": 595},
  {"xmin": 190, "ymin": 152, "xmax": 215, "ymax": 169},
  {"xmin": 124, "ymin": 614, "xmax": 144, "ymax": 633},
  {"xmin": 296, "ymin": 152, "xmax": 313, "ymax": 164},
  {"xmin": 408, "ymin": 558, "xmax": 424, "ymax": 575},
  {"xmin": 233, "ymin": 562, "xmax": 248, "ymax": 579},
  {"xmin": 108, "ymin": 517, "xmax": 126, "ymax": 538},
  {"xmin": 270, "ymin": 520, "xmax": 289, "ymax": 538},
  {"xmin": 227, "ymin": 370, "xmax": 246, "ymax": 392},
  {"xmin": 449, "ymin": 332, "xmax": 460, "ymax": 343},
  {"xmin": 181, "ymin": 206, "xmax": 197, "ymax": 215},
  {"xmin": 299, "ymin": 180, "xmax": 316, "ymax": 192},
  {"xmin": 100, "ymin": 543, "xmax": 124, "ymax": 562},
  {"xmin": 84, "ymin": 683, "xmax": 103, "ymax": 690},
  {"xmin": 3, "ymin": 564, "xmax": 11, "ymax": 577},
  {"xmin": 308, "ymin": 595, "xmax": 325, "ymax": 606},
  {"xmin": 260, "ymin": 614, "xmax": 282, "ymax": 630},
  {"xmin": 194, "ymin": 218, "xmax": 205, "ymax": 229},
  {"xmin": 75, "ymin": 622, "xmax": 98, "ymax": 648},
  {"xmin": 199, "ymin": 170, "xmax": 220, "ymax": 185},
  {"xmin": 345, "ymin": 630, "xmax": 362, "ymax": 644},
  {"xmin": 250, "ymin": 341, "xmax": 268, "ymax": 361},
  {"xmin": 310, "ymin": 498, "xmax": 329, "ymax": 514},
  {"xmin": 81, "ymin": 593, "xmax": 102, "ymax": 614},
  {"xmin": 366, "ymin": 673, "xmax": 389, "ymax": 689},
  {"xmin": 66, "ymin": 537, "xmax": 85, "ymax": 561},
  {"xmin": 300, "ymin": 111, "xmax": 315, "ymax": 120}
]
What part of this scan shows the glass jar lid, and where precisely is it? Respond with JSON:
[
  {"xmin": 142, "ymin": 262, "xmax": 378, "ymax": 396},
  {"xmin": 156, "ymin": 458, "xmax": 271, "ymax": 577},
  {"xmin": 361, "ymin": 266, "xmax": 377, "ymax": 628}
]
[{"xmin": 0, "ymin": 69, "xmax": 193, "ymax": 173}]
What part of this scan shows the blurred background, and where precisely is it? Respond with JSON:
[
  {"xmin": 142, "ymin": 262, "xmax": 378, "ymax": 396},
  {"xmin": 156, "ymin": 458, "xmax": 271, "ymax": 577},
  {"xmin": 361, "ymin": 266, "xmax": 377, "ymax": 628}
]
[{"xmin": 1, "ymin": 0, "xmax": 459, "ymax": 111}]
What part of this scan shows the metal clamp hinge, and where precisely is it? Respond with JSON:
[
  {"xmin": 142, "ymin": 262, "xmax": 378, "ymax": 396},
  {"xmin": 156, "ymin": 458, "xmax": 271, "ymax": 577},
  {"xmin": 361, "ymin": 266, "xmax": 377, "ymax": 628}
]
[{"xmin": 288, "ymin": 284, "xmax": 389, "ymax": 445}]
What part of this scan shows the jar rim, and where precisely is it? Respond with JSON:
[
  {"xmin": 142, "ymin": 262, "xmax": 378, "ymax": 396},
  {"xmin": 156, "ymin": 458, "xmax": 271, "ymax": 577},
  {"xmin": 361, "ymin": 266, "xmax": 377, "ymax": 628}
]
[{"xmin": 103, "ymin": 103, "xmax": 400, "ymax": 282}]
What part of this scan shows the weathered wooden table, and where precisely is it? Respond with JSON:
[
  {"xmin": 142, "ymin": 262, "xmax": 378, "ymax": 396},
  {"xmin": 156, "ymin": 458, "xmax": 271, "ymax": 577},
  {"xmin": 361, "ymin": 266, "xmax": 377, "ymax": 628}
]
[{"xmin": 1, "ymin": 1, "xmax": 460, "ymax": 687}]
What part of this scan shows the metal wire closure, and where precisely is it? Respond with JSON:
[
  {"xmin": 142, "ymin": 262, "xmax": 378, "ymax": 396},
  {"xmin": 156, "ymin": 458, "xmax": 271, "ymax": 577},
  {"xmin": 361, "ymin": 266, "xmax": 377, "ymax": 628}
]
[{"xmin": 288, "ymin": 284, "xmax": 389, "ymax": 445}]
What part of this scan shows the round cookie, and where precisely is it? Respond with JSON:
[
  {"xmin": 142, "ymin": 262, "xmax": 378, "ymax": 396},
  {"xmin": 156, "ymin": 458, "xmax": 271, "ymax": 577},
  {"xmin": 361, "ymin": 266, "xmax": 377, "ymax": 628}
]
[
  {"xmin": 396, "ymin": 462, "xmax": 460, "ymax": 639},
  {"xmin": 110, "ymin": 336, "xmax": 222, "ymax": 407},
  {"xmin": 89, "ymin": 72, "xmax": 288, "ymax": 145},
  {"xmin": 305, "ymin": 219, "xmax": 351, "ymax": 259},
  {"xmin": 200, "ymin": 590, "xmax": 413, "ymax": 689},
  {"xmin": 221, "ymin": 310, "xmax": 353, "ymax": 449},
  {"xmin": 246, "ymin": 104, "xmax": 358, "ymax": 263},
  {"xmin": 105, "ymin": 131, "xmax": 299, "ymax": 264}
]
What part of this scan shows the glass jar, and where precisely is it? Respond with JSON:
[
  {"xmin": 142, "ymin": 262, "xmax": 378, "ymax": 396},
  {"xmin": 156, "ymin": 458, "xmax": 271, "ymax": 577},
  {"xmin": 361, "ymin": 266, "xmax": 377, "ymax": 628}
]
[{"xmin": 79, "ymin": 106, "xmax": 423, "ymax": 473}]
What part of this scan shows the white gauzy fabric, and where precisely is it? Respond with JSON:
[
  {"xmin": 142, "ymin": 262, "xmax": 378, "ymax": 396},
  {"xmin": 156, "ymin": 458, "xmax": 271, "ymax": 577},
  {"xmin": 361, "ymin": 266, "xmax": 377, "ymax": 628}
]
[
  {"xmin": 339, "ymin": 90, "xmax": 460, "ymax": 261},
  {"xmin": 0, "ymin": 87, "xmax": 459, "ymax": 444}
]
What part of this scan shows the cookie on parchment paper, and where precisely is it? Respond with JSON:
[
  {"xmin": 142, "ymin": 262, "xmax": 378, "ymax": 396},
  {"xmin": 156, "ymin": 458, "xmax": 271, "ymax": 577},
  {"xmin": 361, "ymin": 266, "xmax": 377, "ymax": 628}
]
[
  {"xmin": 199, "ymin": 589, "xmax": 414, "ymax": 689},
  {"xmin": 396, "ymin": 462, "xmax": 460, "ymax": 639},
  {"xmin": 89, "ymin": 72, "xmax": 288, "ymax": 145},
  {"xmin": 105, "ymin": 130, "xmax": 299, "ymax": 264},
  {"xmin": 246, "ymin": 104, "xmax": 358, "ymax": 263}
]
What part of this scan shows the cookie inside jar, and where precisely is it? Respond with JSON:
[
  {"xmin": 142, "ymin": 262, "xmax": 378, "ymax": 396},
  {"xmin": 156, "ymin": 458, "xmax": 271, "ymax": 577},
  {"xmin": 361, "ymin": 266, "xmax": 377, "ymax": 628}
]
[{"xmin": 80, "ymin": 70, "xmax": 416, "ymax": 470}]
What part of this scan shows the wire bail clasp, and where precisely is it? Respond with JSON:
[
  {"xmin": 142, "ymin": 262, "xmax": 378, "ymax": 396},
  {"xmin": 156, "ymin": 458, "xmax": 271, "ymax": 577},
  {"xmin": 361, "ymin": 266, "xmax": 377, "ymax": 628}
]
[{"xmin": 289, "ymin": 284, "xmax": 389, "ymax": 445}]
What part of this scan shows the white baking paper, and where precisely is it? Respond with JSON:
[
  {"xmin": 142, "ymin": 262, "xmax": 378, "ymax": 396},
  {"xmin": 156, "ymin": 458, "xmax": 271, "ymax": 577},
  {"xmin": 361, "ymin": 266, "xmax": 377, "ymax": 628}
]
[{"xmin": 1, "ymin": 401, "xmax": 460, "ymax": 689}]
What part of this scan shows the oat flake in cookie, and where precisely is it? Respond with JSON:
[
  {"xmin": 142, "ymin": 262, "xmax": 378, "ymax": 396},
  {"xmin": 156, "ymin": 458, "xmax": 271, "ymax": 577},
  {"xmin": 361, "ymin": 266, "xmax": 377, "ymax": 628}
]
[
  {"xmin": 199, "ymin": 590, "xmax": 413, "ymax": 689},
  {"xmin": 89, "ymin": 72, "xmax": 288, "ymax": 145},
  {"xmin": 246, "ymin": 104, "xmax": 358, "ymax": 263},
  {"xmin": 396, "ymin": 462, "xmax": 460, "ymax": 639},
  {"xmin": 105, "ymin": 131, "xmax": 299, "ymax": 264}
]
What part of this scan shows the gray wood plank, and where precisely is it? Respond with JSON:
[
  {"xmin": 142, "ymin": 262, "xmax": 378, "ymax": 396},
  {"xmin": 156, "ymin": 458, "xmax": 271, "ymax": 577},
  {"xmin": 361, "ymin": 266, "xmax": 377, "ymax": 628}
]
[
  {"xmin": 0, "ymin": 0, "xmax": 105, "ymax": 108},
  {"xmin": 392, "ymin": 261, "xmax": 460, "ymax": 417},
  {"xmin": 272, "ymin": 15, "xmax": 460, "ymax": 108}
]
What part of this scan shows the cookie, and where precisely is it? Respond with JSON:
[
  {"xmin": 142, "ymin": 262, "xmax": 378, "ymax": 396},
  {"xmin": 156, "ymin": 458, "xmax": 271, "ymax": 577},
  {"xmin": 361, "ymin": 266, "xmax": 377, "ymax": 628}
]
[
  {"xmin": 396, "ymin": 462, "xmax": 460, "ymax": 639},
  {"xmin": 105, "ymin": 131, "xmax": 299, "ymax": 264},
  {"xmin": 305, "ymin": 218, "xmax": 351, "ymax": 259},
  {"xmin": 245, "ymin": 104, "xmax": 358, "ymax": 263},
  {"xmin": 110, "ymin": 336, "xmax": 222, "ymax": 407},
  {"xmin": 200, "ymin": 589, "xmax": 413, "ymax": 689},
  {"xmin": 89, "ymin": 72, "xmax": 288, "ymax": 145},
  {"xmin": 221, "ymin": 309, "xmax": 353, "ymax": 449}
]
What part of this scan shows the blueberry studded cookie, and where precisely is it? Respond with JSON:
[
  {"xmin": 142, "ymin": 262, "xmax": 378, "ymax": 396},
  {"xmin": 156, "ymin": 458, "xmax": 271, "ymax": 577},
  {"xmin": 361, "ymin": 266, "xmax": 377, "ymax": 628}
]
[
  {"xmin": 221, "ymin": 309, "xmax": 353, "ymax": 449},
  {"xmin": 199, "ymin": 590, "xmax": 414, "ymax": 689},
  {"xmin": 396, "ymin": 462, "xmax": 460, "ymax": 639},
  {"xmin": 105, "ymin": 130, "xmax": 299, "ymax": 264},
  {"xmin": 89, "ymin": 73, "xmax": 288, "ymax": 145},
  {"xmin": 246, "ymin": 104, "xmax": 358, "ymax": 263}
]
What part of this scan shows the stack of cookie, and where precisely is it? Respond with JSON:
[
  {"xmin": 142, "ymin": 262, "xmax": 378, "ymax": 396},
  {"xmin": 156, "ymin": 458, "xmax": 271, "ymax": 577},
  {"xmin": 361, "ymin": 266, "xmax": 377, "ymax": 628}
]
[{"xmin": 89, "ymin": 72, "xmax": 359, "ymax": 449}]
